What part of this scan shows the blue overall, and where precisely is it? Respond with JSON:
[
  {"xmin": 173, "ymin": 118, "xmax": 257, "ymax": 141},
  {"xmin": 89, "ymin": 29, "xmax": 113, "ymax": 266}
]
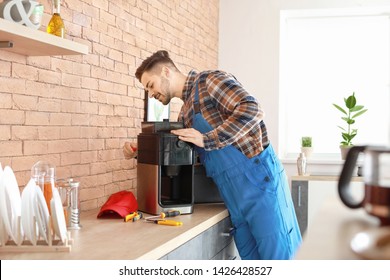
[{"xmin": 191, "ymin": 83, "xmax": 302, "ymax": 260}]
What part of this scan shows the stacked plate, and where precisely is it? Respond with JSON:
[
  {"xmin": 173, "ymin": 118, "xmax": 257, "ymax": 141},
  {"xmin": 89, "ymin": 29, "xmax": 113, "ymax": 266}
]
[
  {"xmin": 0, "ymin": 164, "xmax": 67, "ymax": 245},
  {"xmin": 0, "ymin": 163, "xmax": 7, "ymax": 245},
  {"xmin": 51, "ymin": 187, "xmax": 68, "ymax": 243},
  {"xmin": 21, "ymin": 178, "xmax": 51, "ymax": 245},
  {"xmin": 0, "ymin": 165, "xmax": 23, "ymax": 245}
]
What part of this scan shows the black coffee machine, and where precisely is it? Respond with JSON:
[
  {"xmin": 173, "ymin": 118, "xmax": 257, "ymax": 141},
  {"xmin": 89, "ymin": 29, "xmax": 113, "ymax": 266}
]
[{"xmin": 137, "ymin": 120, "xmax": 195, "ymax": 215}]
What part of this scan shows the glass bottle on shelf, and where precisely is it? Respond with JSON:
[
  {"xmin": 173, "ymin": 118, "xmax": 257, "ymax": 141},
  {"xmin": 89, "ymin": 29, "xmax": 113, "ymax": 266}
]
[
  {"xmin": 47, "ymin": 0, "xmax": 65, "ymax": 38},
  {"xmin": 297, "ymin": 152, "xmax": 307, "ymax": 176}
]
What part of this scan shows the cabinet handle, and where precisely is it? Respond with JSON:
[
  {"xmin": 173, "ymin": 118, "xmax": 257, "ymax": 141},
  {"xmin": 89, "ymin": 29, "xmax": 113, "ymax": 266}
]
[
  {"xmin": 298, "ymin": 185, "xmax": 301, "ymax": 207},
  {"xmin": 221, "ymin": 227, "xmax": 234, "ymax": 237}
]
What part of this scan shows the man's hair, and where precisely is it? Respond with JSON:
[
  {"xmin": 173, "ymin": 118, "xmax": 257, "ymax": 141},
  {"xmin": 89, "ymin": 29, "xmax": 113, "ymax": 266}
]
[{"xmin": 135, "ymin": 50, "xmax": 178, "ymax": 82}]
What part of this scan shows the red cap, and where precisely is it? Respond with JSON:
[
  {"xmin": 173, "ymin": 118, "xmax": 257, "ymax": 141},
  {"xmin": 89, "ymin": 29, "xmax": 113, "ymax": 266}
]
[{"xmin": 97, "ymin": 190, "xmax": 138, "ymax": 218}]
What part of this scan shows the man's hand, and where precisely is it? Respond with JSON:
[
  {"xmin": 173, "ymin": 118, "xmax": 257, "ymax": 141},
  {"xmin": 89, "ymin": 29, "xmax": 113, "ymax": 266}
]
[
  {"xmin": 170, "ymin": 128, "xmax": 204, "ymax": 148},
  {"xmin": 123, "ymin": 142, "xmax": 138, "ymax": 159}
]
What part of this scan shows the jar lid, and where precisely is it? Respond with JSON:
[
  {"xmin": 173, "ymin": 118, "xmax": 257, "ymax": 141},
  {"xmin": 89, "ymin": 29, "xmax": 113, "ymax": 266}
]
[{"xmin": 31, "ymin": 160, "xmax": 55, "ymax": 179}]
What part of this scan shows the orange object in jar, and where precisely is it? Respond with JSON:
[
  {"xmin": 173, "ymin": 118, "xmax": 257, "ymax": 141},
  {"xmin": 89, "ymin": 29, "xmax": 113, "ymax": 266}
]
[
  {"xmin": 31, "ymin": 161, "xmax": 56, "ymax": 215},
  {"xmin": 43, "ymin": 181, "xmax": 54, "ymax": 214}
]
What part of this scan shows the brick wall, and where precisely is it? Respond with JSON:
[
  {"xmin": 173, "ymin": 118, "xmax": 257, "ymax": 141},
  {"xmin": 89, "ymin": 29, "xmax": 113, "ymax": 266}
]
[{"xmin": 0, "ymin": 0, "xmax": 219, "ymax": 211}]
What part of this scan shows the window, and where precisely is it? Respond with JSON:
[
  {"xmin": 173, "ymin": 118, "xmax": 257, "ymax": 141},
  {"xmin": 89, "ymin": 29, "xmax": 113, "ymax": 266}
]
[{"xmin": 279, "ymin": 8, "xmax": 390, "ymax": 159}]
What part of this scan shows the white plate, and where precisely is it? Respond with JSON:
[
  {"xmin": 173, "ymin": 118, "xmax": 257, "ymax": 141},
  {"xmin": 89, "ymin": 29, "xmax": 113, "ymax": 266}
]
[
  {"xmin": 350, "ymin": 226, "xmax": 390, "ymax": 259},
  {"xmin": 21, "ymin": 179, "xmax": 38, "ymax": 245},
  {"xmin": 34, "ymin": 184, "xmax": 50, "ymax": 243},
  {"xmin": 50, "ymin": 188, "xmax": 67, "ymax": 243},
  {"xmin": 0, "ymin": 163, "xmax": 9, "ymax": 244},
  {"xmin": 0, "ymin": 166, "xmax": 12, "ymax": 243},
  {"xmin": 0, "ymin": 166, "xmax": 22, "ymax": 245}
]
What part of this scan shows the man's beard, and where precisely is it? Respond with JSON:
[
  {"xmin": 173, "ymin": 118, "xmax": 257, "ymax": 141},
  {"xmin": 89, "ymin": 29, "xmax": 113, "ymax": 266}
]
[{"xmin": 160, "ymin": 76, "xmax": 171, "ymax": 105}]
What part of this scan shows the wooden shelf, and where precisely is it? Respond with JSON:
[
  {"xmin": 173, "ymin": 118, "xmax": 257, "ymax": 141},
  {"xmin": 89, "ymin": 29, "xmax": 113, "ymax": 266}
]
[{"xmin": 0, "ymin": 18, "xmax": 88, "ymax": 56}]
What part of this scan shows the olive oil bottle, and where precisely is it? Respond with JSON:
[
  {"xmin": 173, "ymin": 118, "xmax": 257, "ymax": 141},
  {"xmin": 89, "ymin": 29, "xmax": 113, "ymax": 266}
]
[{"xmin": 47, "ymin": 0, "xmax": 65, "ymax": 38}]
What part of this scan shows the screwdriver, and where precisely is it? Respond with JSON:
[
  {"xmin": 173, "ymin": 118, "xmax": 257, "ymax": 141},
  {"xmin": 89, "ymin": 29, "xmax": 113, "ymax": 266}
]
[
  {"xmin": 154, "ymin": 220, "xmax": 183, "ymax": 226},
  {"xmin": 124, "ymin": 211, "xmax": 143, "ymax": 222},
  {"xmin": 146, "ymin": 210, "xmax": 181, "ymax": 221}
]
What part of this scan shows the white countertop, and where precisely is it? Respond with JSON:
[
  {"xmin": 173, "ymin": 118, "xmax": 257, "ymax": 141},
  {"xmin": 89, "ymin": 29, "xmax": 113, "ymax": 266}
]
[{"xmin": 294, "ymin": 196, "xmax": 382, "ymax": 259}]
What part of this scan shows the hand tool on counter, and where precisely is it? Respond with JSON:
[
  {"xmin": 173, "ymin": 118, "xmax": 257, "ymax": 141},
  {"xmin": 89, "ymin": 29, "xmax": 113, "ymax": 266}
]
[
  {"xmin": 154, "ymin": 220, "xmax": 183, "ymax": 226},
  {"xmin": 124, "ymin": 211, "xmax": 143, "ymax": 222},
  {"xmin": 145, "ymin": 210, "xmax": 181, "ymax": 221}
]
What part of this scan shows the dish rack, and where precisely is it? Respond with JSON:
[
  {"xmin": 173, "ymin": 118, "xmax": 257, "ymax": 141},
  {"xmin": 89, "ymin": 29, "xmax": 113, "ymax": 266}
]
[{"xmin": 0, "ymin": 216, "xmax": 73, "ymax": 253}]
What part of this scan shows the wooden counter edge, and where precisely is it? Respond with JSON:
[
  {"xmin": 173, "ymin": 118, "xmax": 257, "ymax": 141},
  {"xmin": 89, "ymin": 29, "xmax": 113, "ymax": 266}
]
[{"xmin": 136, "ymin": 209, "xmax": 229, "ymax": 260}]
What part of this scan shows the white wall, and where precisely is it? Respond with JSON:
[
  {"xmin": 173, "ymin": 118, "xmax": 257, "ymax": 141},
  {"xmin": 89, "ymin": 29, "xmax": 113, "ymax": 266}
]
[{"xmin": 218, "ymin": 0, "xmax": 390, "ymax": 179}]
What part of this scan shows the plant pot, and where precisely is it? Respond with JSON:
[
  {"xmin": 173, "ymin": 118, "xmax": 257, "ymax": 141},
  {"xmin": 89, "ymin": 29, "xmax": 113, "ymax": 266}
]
[
  {"xmin": 340, "ymin": 145, "xmax": 352, "ymax": 160},
  {"xmin": 301, "ymin": 147, "xmax": 313, "ymax": 158}
]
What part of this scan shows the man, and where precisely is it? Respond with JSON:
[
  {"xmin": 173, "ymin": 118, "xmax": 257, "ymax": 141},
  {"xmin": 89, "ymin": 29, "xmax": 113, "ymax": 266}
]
[{"xmin": 123, "ymin": 50, "xmax": 302, "ymax": 260}]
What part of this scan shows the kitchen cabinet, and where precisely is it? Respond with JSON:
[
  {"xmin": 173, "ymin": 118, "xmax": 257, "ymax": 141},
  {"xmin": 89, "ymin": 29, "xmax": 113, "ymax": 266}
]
[
  {"xmin": 0, "ymin": 18, "xmax": 88, "ymax": 56},
  {"xmin": 160, "ymin": 216, "xmax": 239, "ymax": 260}
]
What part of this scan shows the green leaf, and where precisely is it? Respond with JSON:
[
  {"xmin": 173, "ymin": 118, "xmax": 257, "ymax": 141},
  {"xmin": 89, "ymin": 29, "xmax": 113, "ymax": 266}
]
[
  {"xmin": 342, "ymin": 133, "xmax": 350, "ymax": 141},
  {"xmin": 345, "ymin": 93, "xmax": 356, "ymax": 109},
  {"xmin": 342, "ymin": 117, "xmax": 355, "ymax": 124},
  {"xmin": 350, "ymin": 105, "xmax": 364, "ymax": 112},
  {"xmin": 352, "ymin": 109, "xmax": 368, "ymax": 118},
  {"xmin": 333, "ymin": 104, "xmax": 347, "ymax": 115},
  {"xmin": 337, "ymin": 125, "xmax": 346, "ymax": 131}
]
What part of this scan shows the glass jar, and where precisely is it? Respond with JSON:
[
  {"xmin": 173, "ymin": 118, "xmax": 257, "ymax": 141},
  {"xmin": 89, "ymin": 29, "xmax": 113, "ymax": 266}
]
[{"xmin": 31, "ymin": 161, "xmax": 56, "ymax": 214}]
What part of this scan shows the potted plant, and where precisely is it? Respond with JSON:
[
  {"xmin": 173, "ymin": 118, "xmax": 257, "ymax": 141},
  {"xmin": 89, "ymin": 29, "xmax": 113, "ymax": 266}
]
[
  {"xmin": 333, "ymin": 92, "xmax": 367, "ymax": 159},
  {"xmin": 301, "ymin": 136, "xmax": 313, "ymax": 158}
]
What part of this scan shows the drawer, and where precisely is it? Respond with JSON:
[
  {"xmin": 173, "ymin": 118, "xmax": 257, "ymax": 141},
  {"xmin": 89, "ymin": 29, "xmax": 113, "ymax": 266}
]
[
  {"xmin": 162, "ymin": 216, "xmax": 234, "ymax": 260},
  {"xmin": 211, "ymin": 240, "xmax": 240, "ymax": 260}
]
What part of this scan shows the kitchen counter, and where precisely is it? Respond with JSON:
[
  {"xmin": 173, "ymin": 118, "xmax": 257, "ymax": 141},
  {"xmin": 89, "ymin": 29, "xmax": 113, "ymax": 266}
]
[
  {"xmin": 294, "ymin": 195, "xmax": 382, "ymax": 259},
  {"xmin": 0, "ymin": 203, "xmax": 229, "ymax": 260}
]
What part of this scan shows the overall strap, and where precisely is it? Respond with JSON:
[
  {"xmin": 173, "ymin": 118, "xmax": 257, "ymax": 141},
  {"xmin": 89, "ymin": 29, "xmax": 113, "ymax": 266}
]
[{"xmin": 193, "ymin": 81, "xmax": 201, "ymax": 114}]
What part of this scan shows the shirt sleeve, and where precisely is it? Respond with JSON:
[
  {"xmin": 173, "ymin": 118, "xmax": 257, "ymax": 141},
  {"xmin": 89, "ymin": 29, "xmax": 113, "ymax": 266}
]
[{"xmin": 201, "ymin": 72, "xmax": 265, "ymax": 151}]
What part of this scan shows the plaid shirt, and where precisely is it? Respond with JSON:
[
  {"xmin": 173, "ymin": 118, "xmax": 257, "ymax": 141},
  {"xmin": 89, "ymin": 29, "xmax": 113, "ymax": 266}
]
[{"xmin": 179, "ymin": 70, "xmax": 269, "ymax": 158}]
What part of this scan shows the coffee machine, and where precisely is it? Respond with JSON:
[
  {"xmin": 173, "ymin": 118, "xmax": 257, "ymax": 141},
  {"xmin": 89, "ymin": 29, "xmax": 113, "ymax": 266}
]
[{"xmin": 137, "ymin": 120, "xmax": 195, "ymax": 215}]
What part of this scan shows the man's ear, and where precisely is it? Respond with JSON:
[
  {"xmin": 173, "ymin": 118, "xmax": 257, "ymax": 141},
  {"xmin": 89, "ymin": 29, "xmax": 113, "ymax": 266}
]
[{"xmin": 161, "ymin": 66, "xmax": 170, "ymax": 78}]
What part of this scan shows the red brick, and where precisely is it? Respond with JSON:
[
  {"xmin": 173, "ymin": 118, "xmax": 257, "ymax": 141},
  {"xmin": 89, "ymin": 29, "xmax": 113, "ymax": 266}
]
[
  {"xmin": 37, "ymin": 98, "xmax": 62, "ymax": 112},
  {"xmin": 0, "ymin": 109, "xmax": 25, "ymax": 124},
  {"xmin": 60, "ymin": 126, "xmax": 81, "ymax": 139},
  {"xmin": 0, "ymin": 77, "xmax": 25, "ymax": 94},
  {"xmin": 0, "ymin": 93, "xmax": 12, "ymax": 109},
  {"xmin": 72, "ymin": 113, "xmax": 90, "ymax": 126},
  {"xmin": 98, "ymin": 104, "xmax": 114, "ymax": 116},
  {"xmin": 62, "ymin": 73, "xmax": 82, "ymax": 88},
  {"xmin": 51, "ymin": 58, "xmax": 73, "ymax": 73},
  {"xmin": 49, "ymin": 113, "xmax": 71, "ymax": 126},
  {"xmin": 24, "ymin": 140, "xmax": 49, "ymax": 155},
  {"xmin": 38, "ymin": 127, "xmax": 61, "ymax": 140},
  {"xmin": 80, "ymin": 151, "xmax": 98, "ymax": 164},
  {"xmin": 71, "ymin": 164, "xmax": 90, "ymax": 177},
  {"xmin": 13, "ymin": 94, "xmax": 38, "ymax": 110},
  {"xmin": 87, "ymin": 139, "xmax": 105, "ymax": 150},
  {"xmin": 0, "ymin": 141, "xmax": 22, "ymax": 156},
  {"xmin": 37, "ymin": 69, "xmax": 62, "ymax": 84},
  {"xmin": 73, "ymin": 11, "xmax": 91, "ymax": 28},
  {"xmin": 12, "ymin": 63, "xmax": 39, "ymax": 80},
  {"xmin": 0, "ymin": 125, "xmax": 11, "ymax": 140},
  {"xmin": 12, "ymin": 126, "xmax": 38, "ymax": 140},
  {"xmin": 61, "ymin": 151, "xmax": 81, "ymax": 165},
  {"xmin": 0, "ymin": 61, "xmax": 11, "ymax": 76}
]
